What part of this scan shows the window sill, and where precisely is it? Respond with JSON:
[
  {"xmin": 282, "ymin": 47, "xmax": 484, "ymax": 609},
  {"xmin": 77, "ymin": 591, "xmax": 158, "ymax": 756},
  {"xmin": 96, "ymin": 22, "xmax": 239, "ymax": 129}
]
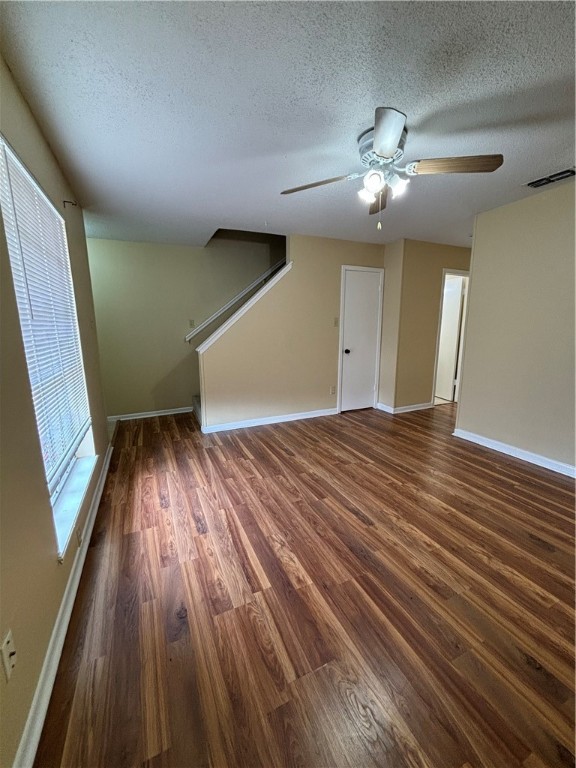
[{"xmin": 53, "ymin": 455, "xmax": 98, "ymax": 560}]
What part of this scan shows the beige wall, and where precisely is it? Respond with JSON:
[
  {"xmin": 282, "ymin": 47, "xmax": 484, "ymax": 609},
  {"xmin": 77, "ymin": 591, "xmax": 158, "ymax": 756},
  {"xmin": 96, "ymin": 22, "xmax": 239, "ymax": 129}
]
[
  {"xmin": 395, "ymin": 240, "xmax": 471, "ymax": 407},
  {"xmin": 200, "ymin": 235, "xmax": 384, "ymax": 427},
  {"xmin": 378, "ymin": 239, "xmax": 405, "ymax": 406},
  {"xmin": 456, "ymin": 182, "xmax": 575, "ymax": 466},
  {"xmin": 0, "ymin": 57, "xmax": 108, "ymax": 766},
  {"xmin": 87, "ymin": 237, "xmax": 275, "ymax": 415},
  {"xmin": 377, "ymin": 239, "xmax": 471, "ymax": 408}
]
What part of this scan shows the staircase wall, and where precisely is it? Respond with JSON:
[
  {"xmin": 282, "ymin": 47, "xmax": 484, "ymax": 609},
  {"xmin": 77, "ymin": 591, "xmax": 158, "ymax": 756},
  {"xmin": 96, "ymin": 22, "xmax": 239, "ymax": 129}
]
[
  {"xmin": 87, "ymin": 236, "xmax": 275, "ymax": 416},
  {"xmin": 199, "ymin": 235, "xmax": 384, "ymax": 429}
]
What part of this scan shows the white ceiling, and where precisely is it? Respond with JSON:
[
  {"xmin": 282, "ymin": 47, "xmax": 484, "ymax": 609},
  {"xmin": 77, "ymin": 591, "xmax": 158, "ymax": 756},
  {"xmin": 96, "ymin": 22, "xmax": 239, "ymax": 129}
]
[{"xmin": 1, "ymin": 1, "xmax": 574, "ymax": 248}]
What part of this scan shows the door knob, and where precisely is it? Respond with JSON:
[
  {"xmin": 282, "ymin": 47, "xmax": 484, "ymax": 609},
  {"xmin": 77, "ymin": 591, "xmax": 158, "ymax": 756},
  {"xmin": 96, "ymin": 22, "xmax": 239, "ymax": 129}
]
[{"xmin": 344, "ymin": 349, "xmax": 351, "ymax": 354}]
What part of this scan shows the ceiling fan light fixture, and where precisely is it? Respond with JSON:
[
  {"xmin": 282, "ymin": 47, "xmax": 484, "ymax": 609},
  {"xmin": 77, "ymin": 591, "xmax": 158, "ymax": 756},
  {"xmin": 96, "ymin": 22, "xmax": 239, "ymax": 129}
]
[
  {"xmin": 363, "ymin": 169, "xmax": 385, "ymax": 194},
  {"xmin": 357, "ymin": 188, "xmax": 376, "ymax": 203},
  {"xmin": 388, "ymin": 174, "xmax": 410, "ymax": 198}
]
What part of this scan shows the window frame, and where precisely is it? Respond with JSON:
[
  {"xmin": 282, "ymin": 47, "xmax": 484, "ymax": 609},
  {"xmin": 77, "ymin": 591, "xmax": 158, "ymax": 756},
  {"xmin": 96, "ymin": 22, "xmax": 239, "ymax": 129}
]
[{"xmin": 0, "ymin": 134, "xmax": 95, "ymax": 556}]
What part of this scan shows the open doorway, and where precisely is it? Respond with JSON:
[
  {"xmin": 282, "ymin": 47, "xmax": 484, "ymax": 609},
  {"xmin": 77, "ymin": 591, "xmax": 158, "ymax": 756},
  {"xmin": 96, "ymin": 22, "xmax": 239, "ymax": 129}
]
[{"xmin": 434, "ymin": 270, "xmax": 469, "ymax": 405}]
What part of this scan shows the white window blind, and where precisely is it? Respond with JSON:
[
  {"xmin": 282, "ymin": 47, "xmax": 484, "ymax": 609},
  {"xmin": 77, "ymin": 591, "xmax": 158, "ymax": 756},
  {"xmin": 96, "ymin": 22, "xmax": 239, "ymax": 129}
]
[{"xmin": 0, "ymin": 136, "xmax": 91, "ymax": 500}]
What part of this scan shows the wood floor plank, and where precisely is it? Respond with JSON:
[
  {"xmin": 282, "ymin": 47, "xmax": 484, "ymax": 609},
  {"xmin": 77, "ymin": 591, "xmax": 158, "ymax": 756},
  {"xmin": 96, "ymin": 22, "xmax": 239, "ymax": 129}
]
[
  {"xmin": 452, "ymin": 649, "xmax": 574, "ymax": 766},
  {"xmin": 139, "ymin": 599, "xmax": 170, "ymax": 760},
  {"xmin": 159, "ymin": 562, "xmax": 190, "ymax": 645},
  {"xmin": 289, "ymin": 660, "xmax": 436, "ymax": 768},
  {"xmin": 323, "ymin": 453, "xmax": 568, "ymax": 614},
  {"xmin": 180, "ymin": 559, "xmax": 238, "ymax": 768},
  {"xmin": 60, "ymin": 655, "xmax": 110, "ymax": 768},
  {"xmin": 465, "ymin": 584, "xmax": 574, "ymax": 689},
  {"xmin": 155, "ymin": 506, "xmax": 179, "ymax": 569},
  {"xmin": 267, "ymin": 698, "xmax": 344, "ymax": 768},
  {"xmin": 195, "ymin": 488, "xmax": 259, "ymax": 606},
  {"xmin": 78, "ymin": 501, "xmax": 123, "ymax": 664},
  {"xmin": 102, "ymin": 529, "xmax": 144, "ymax": 768},
  {"xmin": 321, "ymin": 579, "xmax": 479, "ymax": 768},
  {"xmin": 444, "ymin": 592, "xmax": 573, "ymax": 712},
  {"xmin": 165, "ymin": 471, "xmax": 200, "ymax": 561},
  {"xmin": 242, "ymin": 488, "xmax": 315, "ymax": 591},
  {"xmin": 34, "ymin": 404, "xmax": 574, "ymax": 768},
  {"xmin": 222, "ymin": 505, "xmax": 272, "ymax": 592},
  {"xmin": 258, "ymin": 474, "xmax": 353, "ymax": 587},
  {"xmin": 194, "ymin": 532, "xmax": 235, "ymax": 616},
  {"xmin": 140, "ymin": 526, "xmax": 162, "ymax": 603},
  {"xmin": 233, "ymin": 503, "xmax": 335, "ymax": 676},
  {"xmin": 355, "ymin": 573, "xmax": 533, "ymax": 768},
  {"xmin": 164, "ymin": 635, "xmax": 209, "ymax": 768},
  {"xmin": 212, "ymin": 610, "xmax": 287, "ymax": 767},
  {"xmin": 297, "ymin": 581, "xmax": 465, "ymax": 768}
]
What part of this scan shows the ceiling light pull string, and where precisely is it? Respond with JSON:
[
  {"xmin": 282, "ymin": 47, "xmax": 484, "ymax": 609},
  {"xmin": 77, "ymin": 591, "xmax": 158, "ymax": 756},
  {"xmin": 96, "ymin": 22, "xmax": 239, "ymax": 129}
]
[{"xmin": 377, "ymin": 191, "xmax": 383, "ymax": 231}]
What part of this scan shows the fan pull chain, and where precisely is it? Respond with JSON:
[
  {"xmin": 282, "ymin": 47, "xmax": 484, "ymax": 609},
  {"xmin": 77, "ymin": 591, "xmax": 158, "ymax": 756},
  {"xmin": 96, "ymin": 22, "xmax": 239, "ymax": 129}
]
[{"xmin": 377, "ymin": 191, "xmax": 383, "ymax": 230}]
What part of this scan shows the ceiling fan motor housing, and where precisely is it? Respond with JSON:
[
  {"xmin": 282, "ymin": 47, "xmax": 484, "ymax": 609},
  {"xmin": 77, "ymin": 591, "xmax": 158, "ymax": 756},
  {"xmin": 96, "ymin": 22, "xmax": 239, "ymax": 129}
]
[{"xmin": 358, "ymin": 127, "xmax": 407, "ymax": 168}]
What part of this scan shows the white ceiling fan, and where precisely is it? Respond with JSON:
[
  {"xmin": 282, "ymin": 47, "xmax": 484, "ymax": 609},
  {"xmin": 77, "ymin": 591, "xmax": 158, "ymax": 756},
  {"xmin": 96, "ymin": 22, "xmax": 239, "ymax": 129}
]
[{"xmin": 281, "ymin": 107, "xmax": 503, "ymax": 220}]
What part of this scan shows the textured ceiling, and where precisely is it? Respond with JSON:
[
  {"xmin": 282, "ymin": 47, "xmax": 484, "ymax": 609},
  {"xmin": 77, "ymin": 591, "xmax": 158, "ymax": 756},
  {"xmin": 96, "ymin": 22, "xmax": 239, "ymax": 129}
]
[{"xmin": 1, "ymin": 1, "xmax": 574, "ymax": 247}]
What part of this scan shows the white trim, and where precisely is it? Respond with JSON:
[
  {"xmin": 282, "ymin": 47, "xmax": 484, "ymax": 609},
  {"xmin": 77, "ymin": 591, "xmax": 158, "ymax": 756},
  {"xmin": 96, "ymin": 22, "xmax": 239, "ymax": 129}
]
[
  {"xmin": 337, "ymin": 265, "xmax": 384, "ymax": 413},
  {"xmin": 376, "ymin": 401, "xmax": 435, "ymax": 414},
  {"xmin": 201, "ymin": 407, "xmax": 338, "ymax": 434},
  {"xmin": 185, "ymin": 258, "xmax": 286, "ymax": 342},
  {"xmin": 107, "ymin": 406, "xmax": 194, "ymax": 426},
  {"xmin": 196, "ymin": 261, "xmax": 293, "ymax": 354},
  {"xmin": 454, "ymin": 276, "xmax": 469, "ymax": 403},
  {"xmin": 432, "ymin": 269, "xmax": 469, "ymax": 405},
  {"xmin": 13, "ymin": 443, "xmax": 113, "ymax": 768},
  {"xmin": 199, "ymin": 353, "xmax": 208, "ymax": 430},
  {"xmin": 453, "ymin": 429, "xmax": 576, "ymax": 477}
]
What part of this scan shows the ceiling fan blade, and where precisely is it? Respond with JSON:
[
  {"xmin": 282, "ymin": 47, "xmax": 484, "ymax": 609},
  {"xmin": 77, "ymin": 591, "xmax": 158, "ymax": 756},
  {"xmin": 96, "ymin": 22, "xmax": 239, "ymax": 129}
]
[
  {"xmin": 410, "ymin": 154, "xmax": 504, "ymax": 175},
  {"xmin": 280, "ymin": 175, "xmax": 349, "ymax": 195},
  {"xmin": 373, "ymin": 107, "xmax": 406, "ymax": 159},
  {"xmin": 369, "ymin": 186, "xmax": 388, "ymax": 215}
]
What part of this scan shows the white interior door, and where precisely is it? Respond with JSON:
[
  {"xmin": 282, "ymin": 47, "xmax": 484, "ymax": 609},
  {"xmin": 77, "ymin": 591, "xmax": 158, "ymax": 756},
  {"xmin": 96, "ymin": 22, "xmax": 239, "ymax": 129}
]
[
  {"xmin": 435, "ymin": 274, "xmax": 466, "ymax": 402},
  {"xmin": 339, "ymin": 267, "xmax": 383, "ymax": 411}
]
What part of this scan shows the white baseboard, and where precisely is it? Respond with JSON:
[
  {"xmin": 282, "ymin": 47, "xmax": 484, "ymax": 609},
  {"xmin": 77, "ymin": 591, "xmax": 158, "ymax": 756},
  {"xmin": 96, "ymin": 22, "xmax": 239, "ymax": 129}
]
[
  {"xmin": 13, "ymin": 443, "xmax": 113, "ymax": 768},
  {"xmin": 376, "ymin": 401, "xmax": 435, "ymax": 415},
  {"xmin": 201, "ymin": 407, "xmax": 338, "ymax": 434},
  {"xmin": 107, "ymin": 405, "xmax": 194, "ymax": 428},
  {"xmin": 453, "ymin": 428, "xmax": 576, "ymax": 478}
]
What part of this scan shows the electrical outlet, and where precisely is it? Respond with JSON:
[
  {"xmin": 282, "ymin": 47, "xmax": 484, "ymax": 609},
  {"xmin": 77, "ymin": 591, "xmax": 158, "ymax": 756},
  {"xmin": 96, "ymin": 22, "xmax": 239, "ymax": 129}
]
[
  {"xmin": 1, "ymin": 630, "xmax": 16, "ymax": 681},
  {"xmin": 189, "ymin": 319, "xmax": 195, "ymax": 328},
  {"xmin": 330, "ymin": 385, "xmax": 336, "ymax": 395},
  {"xmin": 333, "ymin": 317, "xmax": 339, "ymax": 327}
]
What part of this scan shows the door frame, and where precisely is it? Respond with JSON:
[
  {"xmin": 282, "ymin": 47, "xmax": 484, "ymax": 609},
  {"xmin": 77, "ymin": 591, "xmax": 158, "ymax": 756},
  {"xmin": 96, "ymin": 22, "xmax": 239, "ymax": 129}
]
[
  {"xmin": 337, "ymin": 265, "xmax": 385, "ymax": 413},
  {"xmin": 432, "ymin": 268, "xmax": 469, "ymax": 404}
]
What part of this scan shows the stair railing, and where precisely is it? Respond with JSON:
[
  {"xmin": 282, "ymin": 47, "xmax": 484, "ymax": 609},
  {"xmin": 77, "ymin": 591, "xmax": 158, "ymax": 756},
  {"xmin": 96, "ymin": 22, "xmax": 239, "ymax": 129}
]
[{"xmin": 185, "ymin": 258, "xmax": 286, "ymax": 343}]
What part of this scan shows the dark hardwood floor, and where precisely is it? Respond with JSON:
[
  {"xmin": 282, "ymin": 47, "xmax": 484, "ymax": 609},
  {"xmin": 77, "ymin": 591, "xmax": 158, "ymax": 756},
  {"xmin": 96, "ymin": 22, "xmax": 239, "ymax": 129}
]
[{"xmin": 34, "ymin": 404, "xmax": 575, "ymax": 768}]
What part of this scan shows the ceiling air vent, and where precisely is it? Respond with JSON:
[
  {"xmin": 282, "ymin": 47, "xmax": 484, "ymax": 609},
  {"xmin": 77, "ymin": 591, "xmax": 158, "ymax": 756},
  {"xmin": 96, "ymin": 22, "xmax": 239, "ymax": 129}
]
[{"xmin": 525, "ymin": 168, "xmax": 575, "ymax": 189}]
